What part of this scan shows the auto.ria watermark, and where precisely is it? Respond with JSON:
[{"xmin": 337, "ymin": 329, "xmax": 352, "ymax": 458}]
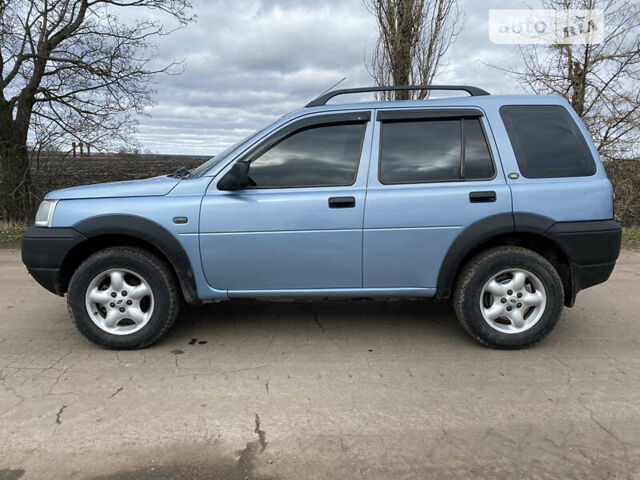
[{"xmin": 489, "ymin": 9, "xmax": 604, "ymax": 44}]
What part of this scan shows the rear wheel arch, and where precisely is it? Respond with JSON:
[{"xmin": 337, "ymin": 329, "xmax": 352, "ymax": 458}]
[
  {"xmin": 437, "ymin": 213, "xmax": 573, "ymax": 305},
  {"xmin": 60, "ymin": 215, "xmax": 199, "ymax": 305}
]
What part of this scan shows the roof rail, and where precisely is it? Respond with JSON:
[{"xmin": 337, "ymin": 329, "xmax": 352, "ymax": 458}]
[{"xmin": 305, "ymin": 85, "xmax": 490, "ymax": 108}]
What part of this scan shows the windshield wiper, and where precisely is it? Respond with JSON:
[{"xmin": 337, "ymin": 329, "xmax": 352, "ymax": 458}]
[{"xmin": 169, "ymin": 166, "xmax": 192, "ymax": 178}]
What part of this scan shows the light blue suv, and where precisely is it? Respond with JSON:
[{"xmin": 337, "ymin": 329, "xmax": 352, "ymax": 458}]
[{"xmin": 22, "ymin": 85, "xmax": 622, "ymax": 350}]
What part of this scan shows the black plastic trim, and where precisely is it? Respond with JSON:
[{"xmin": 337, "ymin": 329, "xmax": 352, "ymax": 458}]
[
  {"xmin": 469, "ymin": 191, "xmax": 496, "ymax": 203},
  {"xmin": 22, "ymin": 227, "xmax": 87, "ymax": 295},
  {"xmin": 546, "ymin": 219, "xmax": 621, "ymax": 305},
  {"xmin": 546, "ymin": 220, "xmax": 620, "ymax": 235},
  {"xmin": 546, "ymin": 220, "xmax": 621, "ymax": 267},
  {"xmin": 436, "ymin": 213, "xmax": 515, "ymax": 297},
  {"xmin": 328, "ymin": 196, "xmax": 356, "ymax": 208},
  {"xmin": 28, "ymin": 268, "xmax": 66, "ymax": 296},
  {"xmin": 436, "ymin": 215, "xmax": 621, "ymax": 306},
  {"xmin": 72, "ymin": 215, "xmax": 200, "ymax": 304},
  {"xmin": 512, "ymin": 212, "xmax": 554, "ymax": 234},
  {"xmin": 377, "ymin": 108, "xmax": 483, "ymax": 122},
  {"xmin": 571, "ymin": 262, "xmax": 617, "ymax": 299}
]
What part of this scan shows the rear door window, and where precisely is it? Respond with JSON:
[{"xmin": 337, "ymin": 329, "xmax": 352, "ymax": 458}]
[
  {"xmin": 379, "ymin": 116, "xmax": 494, "ymax": 184},
  {"xmin": 499, "ymin": 105, "xmax": 596, "ymax": 178}
]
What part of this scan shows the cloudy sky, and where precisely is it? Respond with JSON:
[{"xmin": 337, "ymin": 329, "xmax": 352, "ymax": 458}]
[{"xmin": 136, "ymin": 0, "xmax": 533, "ymax": 155}]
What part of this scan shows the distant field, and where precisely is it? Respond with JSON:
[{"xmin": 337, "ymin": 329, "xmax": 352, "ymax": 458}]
[{"xmin": 32, "ymin": 152, "xmax": 210, "ymax": 194}]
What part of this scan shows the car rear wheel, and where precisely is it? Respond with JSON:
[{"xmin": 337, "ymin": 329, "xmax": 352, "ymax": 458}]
[
  {"xmin": 453, "ymin": 246, "xmax": 564, "ymax": 349},
  {"xmin": 67, "ymin": 246, "xmax": 179, "ymax": 349}
]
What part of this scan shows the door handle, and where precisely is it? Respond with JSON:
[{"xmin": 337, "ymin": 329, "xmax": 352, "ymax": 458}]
[
  {"xmin": 328, "ymin": 196, "xmax": 356, "ymax": 209},
  {"xmin": 469, "ymin": 191, "xmax": 496, "ymax": 203}
]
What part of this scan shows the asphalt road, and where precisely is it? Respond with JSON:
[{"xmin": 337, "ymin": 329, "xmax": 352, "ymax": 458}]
[{"xmin": 1, "ymin": 245, "xmax": 639, "ymax": 480}]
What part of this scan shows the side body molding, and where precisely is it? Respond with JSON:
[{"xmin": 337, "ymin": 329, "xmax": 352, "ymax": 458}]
[{"xmin": 72, "ymin": 215, "xmax": 199, "ymax": 304}]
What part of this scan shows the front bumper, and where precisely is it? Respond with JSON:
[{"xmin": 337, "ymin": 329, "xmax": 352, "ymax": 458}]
[
  {"xmin": 546, "ymin": 220, "xmax": 622, "ymax": 306},
  {"xmin": 21, "ymin": 227, "xmax": 86, "ymax": 295}
]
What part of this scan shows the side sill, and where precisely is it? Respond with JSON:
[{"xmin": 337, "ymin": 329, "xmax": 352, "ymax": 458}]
[{"xmin": 228, "ymin": 287, "xmax": 436, "ymax": 298}]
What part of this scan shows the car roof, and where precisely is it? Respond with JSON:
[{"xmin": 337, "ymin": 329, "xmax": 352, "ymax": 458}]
[{"xmin": 296, "ymin": 94, "xmax": 569, "ymax": 116}]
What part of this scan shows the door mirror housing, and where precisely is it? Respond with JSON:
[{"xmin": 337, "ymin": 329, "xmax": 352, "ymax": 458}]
[{"xmin": 218, "ymin": 161, "xmax": 250, "ymax": 190}]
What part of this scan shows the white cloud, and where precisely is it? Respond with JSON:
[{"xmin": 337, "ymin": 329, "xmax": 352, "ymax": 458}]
[{"xmin": 134, "ymin": 0, "xmax": 531, "ymax": 154}]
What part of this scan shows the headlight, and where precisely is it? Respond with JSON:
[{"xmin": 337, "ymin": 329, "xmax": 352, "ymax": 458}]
[{"xmin": 34, "ymin": 200, "xmax": 58, "ymax": 227}]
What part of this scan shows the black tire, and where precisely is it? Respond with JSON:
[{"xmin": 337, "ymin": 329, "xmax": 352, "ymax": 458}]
[
  {"xmin": 67, "ymin": 246, "xmax": 180, "ymax": 349},
  {"xmin": 453, "ymin": 246, "xmax": 563, "ymax": 349}
]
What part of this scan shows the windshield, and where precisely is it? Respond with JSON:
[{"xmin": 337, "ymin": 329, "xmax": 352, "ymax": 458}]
[{"xmin": 189, "ymin": 127, "xmax": 268, "ymax": 178}]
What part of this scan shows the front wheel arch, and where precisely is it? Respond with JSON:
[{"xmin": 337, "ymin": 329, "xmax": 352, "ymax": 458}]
[{"xmin": 60, "ymin": 215, "xmax": 199, "ymax": 305}]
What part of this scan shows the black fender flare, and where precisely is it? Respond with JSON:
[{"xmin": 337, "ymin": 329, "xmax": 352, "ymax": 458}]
[
  {"xmin": 435, "ymin": 212, "xmax": 566, "ymax": 298},
  {"xmin": 72, "ymin": 214, "xmax": 199, "ymax": 304},
  {"xmin": 436, "ymin": 213, "xmax": 514, "ymax": 296}
]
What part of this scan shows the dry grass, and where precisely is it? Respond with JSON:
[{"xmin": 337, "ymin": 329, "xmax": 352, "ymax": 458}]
[
  {"xmin": 623, "ymin": 226, "xmax": 640, "ymax": 245},
  {"xmin": 0, "ymin": 222, "xmax": 28, "ymax": 243},
  {"xmin": 605, "ymin": 160, "xmax": 640, "ymax": 226}
]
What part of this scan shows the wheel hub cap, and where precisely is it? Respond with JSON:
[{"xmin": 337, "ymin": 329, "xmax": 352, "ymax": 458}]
[
  {"xmin": 479, "ymin": 268, "xmax": 547, "ymax": 334},
  {"xmin": 84, "ymin": 268, "xmax": 154, "ymax": 335}
]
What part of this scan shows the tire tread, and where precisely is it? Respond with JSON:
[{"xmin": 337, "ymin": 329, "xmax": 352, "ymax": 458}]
[
  {"xmin": 453, "ymin": 246, "xmax": 563, "ymax": 349},
  {"xmin": 67, "ymin": 246, "xmax": 180, "ymax": 349}
]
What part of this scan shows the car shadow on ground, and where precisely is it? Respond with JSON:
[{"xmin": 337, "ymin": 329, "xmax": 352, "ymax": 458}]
[{"xmin": 158, "ymin": 297, "xmax": 472, "ymax": 349}]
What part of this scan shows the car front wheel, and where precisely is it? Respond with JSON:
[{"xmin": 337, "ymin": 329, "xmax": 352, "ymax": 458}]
[
  {"xmin": 453, "ymin": 246, "xmax": 564, "ymax": 349},
  {"xmin": 67, "ymin": 246, "xmax": 180, "ymax": 349}
]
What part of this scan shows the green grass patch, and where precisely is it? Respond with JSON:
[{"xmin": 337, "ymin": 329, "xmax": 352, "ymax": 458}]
[
  {"xmin": 0, "ymin": 223, "xmax": 28, "ymax": 243},
  {"xmin": 623, "ymin": 226, "xmax": 640, "ymax": 245}
]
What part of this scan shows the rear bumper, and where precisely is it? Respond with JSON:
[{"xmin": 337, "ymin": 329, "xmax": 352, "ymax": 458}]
[
  {"xmin": 546, "ymin": 220, "xmax": 622, "ymax": 306},
  {"xmin": 21, "ymin": 227, "xmax": 86, "ymax": 295}
]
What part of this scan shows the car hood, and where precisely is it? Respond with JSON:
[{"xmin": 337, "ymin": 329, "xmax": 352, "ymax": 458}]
[{"xmin": 45, "ymin": 175, "xmax": 181, "ymax": 200}]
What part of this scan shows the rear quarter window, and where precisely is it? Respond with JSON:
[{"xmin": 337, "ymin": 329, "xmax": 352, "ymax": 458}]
[{"xmin": 499, "ymin": 105, "xmax": 597, "ymax": 178}]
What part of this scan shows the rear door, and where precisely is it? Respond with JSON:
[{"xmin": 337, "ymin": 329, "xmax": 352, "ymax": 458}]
[
  {"xmin": 199, "ymin": 111, "xmax": 373, "ymax": 291},
  {"xmin": 363, "ymin": 108, "xmax": 512, "ymax": 289}
]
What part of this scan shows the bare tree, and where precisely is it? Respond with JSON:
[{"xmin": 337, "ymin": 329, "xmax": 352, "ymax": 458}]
[
  {"xmin": 364, "ymin": 0, "xmax": 464, "ymax": 100},
  {"xmin": 0, "ymin": 0, "xmax": 192, "ymax": 221},
  {"xmin": 501, "ymin": 0, "xmax": 640, "ymax": 160}
]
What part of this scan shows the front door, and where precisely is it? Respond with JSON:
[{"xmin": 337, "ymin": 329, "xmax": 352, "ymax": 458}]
[
  {"xmin": 363, "ymin": 108, "xmax": 512, "ymax": 290},
  {"xmin": 200, "ymin": 111, "xmax": 372, "ymax": 292}
]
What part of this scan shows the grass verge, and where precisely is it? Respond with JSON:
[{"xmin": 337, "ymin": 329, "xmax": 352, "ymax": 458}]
[
  {"xmin": 0, "ymin": 222, "xmax": 28, "ymax": 243},
  {"xmin": 622, "ymin": 226, "xmax": 640, "ymax": 245}
]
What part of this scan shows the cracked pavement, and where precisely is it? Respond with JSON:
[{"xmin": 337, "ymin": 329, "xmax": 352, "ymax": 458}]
[{"xmin": 1, "ymin": 246, "xmax": 640, "ymax": 479}]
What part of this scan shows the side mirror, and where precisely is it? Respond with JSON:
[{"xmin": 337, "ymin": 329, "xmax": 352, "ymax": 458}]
[{"xmin": 218, "ymin": 161, "xmax": 250, "ymax": 190}]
